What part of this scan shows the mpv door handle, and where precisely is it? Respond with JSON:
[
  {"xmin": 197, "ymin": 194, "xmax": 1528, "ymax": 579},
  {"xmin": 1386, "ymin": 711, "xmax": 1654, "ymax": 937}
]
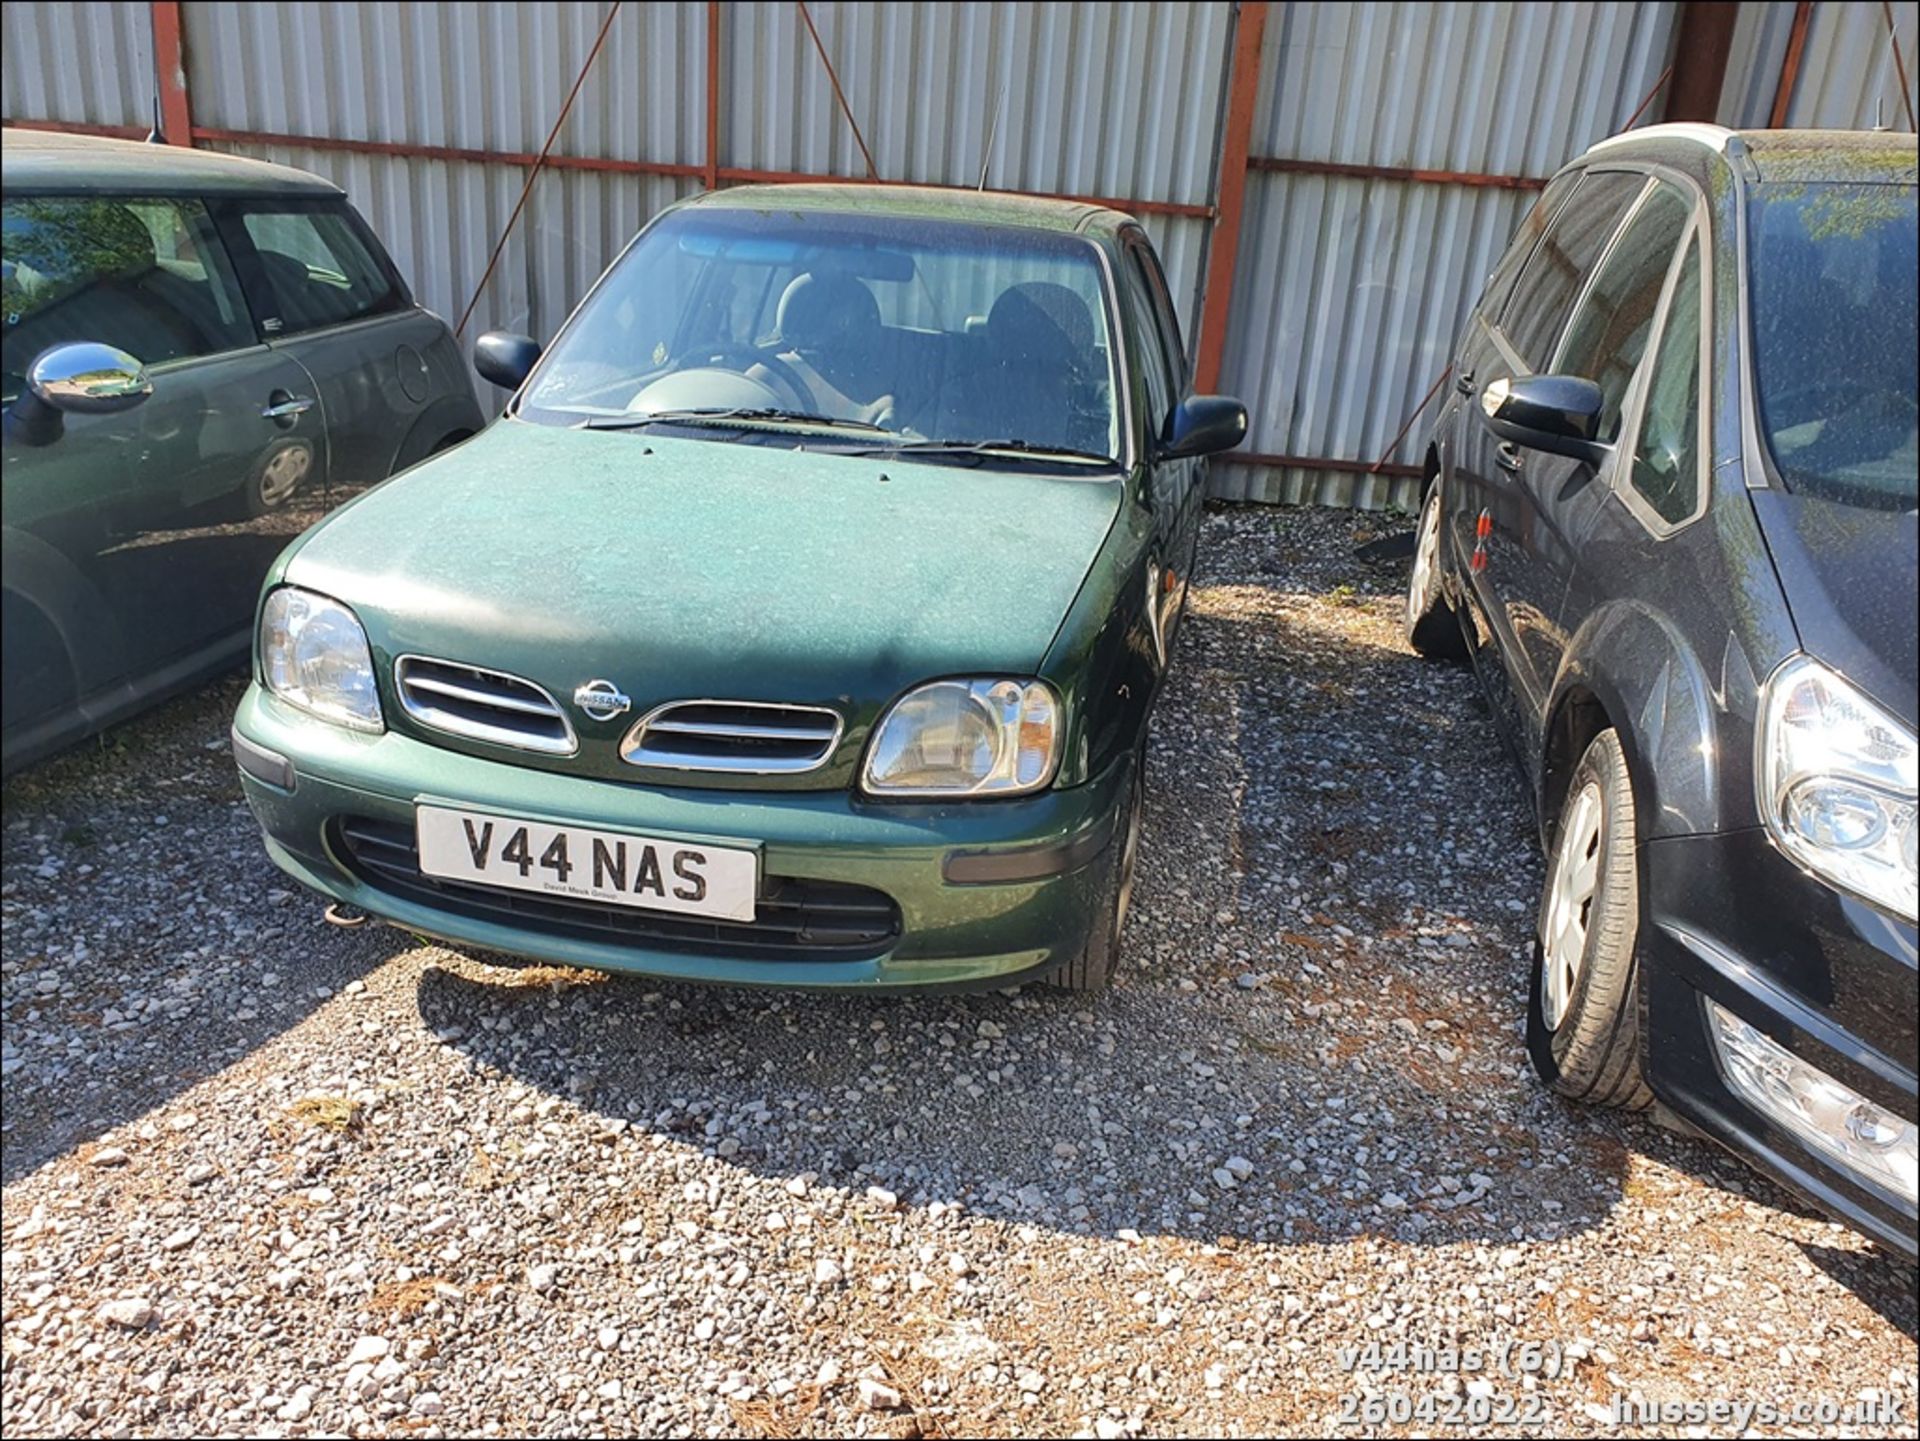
[
  {"xmin": 1495, "ymin": 440, "xmax": 1524, "ymax": 473},
  {"xmin": 261, "ymin": 393, "xmax": 315, "ymax": 421}
]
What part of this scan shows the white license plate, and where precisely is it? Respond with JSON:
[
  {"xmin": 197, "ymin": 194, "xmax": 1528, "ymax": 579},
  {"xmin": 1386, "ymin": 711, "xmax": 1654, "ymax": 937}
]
[{"xmin": 415, "ymin": 805, "xmax": 757, "ymax": 922}]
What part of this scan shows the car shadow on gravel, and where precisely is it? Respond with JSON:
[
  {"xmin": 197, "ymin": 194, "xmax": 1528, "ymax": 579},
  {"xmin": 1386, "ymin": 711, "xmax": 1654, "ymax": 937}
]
[{"xmin": 0, "ymin": 678, "xmax": 406, "ymax": 1187}]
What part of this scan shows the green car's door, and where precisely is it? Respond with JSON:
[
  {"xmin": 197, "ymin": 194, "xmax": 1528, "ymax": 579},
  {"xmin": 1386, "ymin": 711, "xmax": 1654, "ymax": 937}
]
[
  {"xmin": 1, "ymin": 193, "xmax": 327, "ymax": 747},
  {"xmin": 1117, "ymin": 231, "xmax": 1201, "ymax": 666}
]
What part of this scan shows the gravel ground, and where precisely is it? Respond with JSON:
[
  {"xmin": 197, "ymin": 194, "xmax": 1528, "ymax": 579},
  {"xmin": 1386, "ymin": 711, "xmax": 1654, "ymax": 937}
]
[{"xmin": 3, "ymin": 506, "xmax": 1914, "ymax": 1439}]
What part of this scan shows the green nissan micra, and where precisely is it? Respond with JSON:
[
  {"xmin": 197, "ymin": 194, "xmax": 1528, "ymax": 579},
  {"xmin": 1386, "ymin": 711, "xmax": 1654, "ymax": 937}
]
[{"xmin": 231, "ymin": 184, "xmax": 1246, "ymax": 991}]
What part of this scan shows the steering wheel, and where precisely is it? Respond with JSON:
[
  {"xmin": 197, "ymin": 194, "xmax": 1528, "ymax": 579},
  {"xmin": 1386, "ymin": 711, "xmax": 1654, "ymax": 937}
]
[{"xmin": 699, "ymin": 342, "xmax": 814, "ymax": 413}]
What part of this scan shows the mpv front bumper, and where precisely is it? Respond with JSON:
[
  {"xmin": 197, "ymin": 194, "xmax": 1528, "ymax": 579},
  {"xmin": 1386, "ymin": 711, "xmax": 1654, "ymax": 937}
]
[
  {"xmin": 1641, "ymin": 828, "xmax": 1918, "ymax": 1259},
  {"xmin": 232, "ymin": 686, "xmax": 1124, "ymax": 990}
]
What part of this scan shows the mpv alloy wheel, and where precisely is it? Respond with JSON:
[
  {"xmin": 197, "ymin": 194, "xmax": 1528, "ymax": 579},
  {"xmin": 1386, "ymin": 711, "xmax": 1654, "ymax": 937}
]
[
  {"xmin": 1540, "ymin": 781, "xmax": 1603, "ymax": 1030},
  {"xmin": 1524, "ymin": 728, "xmax": 1652, "ymax": 1110},
  {"xmin": 1405, "ymin": 484, "xmax": 1467, "ymax": 659}
]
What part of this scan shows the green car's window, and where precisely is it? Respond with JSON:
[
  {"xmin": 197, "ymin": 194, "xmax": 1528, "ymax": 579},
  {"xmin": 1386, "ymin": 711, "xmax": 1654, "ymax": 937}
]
[
  {"xmin": 1, "ymin": 195, "xmax": 253, "ymax": 398},
  {"xmin": 1627, "ymin": 236, "xmax": 1704, "ymax": 527},
  {"xmin": 236, "ymin": 202, "xmax": 405, "ymax": 336},
  {"xmin": 1748, "ymin": 180, "xmax": 1917, "ymax": 511},
  {"xmin": 521, "ymin": 208, "xmax": 1121, "ymax": 461}
]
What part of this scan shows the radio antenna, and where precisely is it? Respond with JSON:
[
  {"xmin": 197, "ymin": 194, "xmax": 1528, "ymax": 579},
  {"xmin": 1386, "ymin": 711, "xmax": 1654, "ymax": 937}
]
[{"xmin": 978, "ymin": 80, "xmax": 1008, "ymax": 191}]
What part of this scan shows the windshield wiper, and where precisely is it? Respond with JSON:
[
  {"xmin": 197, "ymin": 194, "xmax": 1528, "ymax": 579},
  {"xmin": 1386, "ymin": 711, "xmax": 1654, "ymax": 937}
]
[
  {"xmin": 576, "ymin": 407, "xmax": 895, "ymax": 434},
  {"xmin": 849, "ymin": 437, "xmax": 1116, "ymax": 465}
]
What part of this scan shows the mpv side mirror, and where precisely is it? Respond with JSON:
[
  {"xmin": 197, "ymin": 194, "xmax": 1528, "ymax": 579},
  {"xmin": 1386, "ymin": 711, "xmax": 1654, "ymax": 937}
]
[
  {"xmin": 1162, "ymin": 394, "xmax": 1248, "ymax": 459},
  {"xmin": 1480, "ymin": 374, "xmax": 1607, "ymax": 467},
  {"xmin": 474, "ymin": 331, "xmax": 542, "ymax": 391},
  {"xmin": 4, "ymin": 342, "xmax": 152, "ymax": 447}
]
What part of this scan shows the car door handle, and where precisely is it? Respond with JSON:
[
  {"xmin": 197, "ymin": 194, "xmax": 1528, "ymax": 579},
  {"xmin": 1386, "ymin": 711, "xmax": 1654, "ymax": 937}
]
[
  {"xmin": 261, "ymin": 395, "xmax": 315, "ymax": 420},
  {"xmin": 1495, "ymin": 440, "xmax": 1524, "ymax": 473},
  {"xmin": 1455, "ymin": 371, "xmax": 1475, "ymax": 394}
]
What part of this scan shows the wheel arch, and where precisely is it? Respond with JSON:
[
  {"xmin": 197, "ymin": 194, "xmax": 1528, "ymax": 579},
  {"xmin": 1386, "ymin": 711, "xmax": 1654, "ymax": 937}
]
[{"xmin": 1545, "ymin": 600, "xmax": 1724, "ymax": 845}]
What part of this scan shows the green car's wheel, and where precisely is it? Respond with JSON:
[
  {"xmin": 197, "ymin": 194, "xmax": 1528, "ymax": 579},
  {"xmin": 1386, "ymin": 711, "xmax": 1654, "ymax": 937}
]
[
  {"xmin": 1406, "ymin": 482, "xmax": 1468, "ymax": 660},
  {"xmin": 1049, "ymin": 749, "xmax": 1145, "ymax": 992}
]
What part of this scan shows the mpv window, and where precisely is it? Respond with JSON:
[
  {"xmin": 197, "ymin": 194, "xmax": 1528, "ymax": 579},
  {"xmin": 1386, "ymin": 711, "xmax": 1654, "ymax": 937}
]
[
  {"xmin": 1628, "ymin": 237, "xmax": 1703, "ymax": 526},
  {"xmin": 1554, "ymin": 182, "xmax": 1692, "ymax": 442},
  {"xmin": 1749, "ymin": 181, "xmax": 1918, "ymax": 511},
  {"xmin": 1501, "ymin": 171, "xmax": 1642, "ymax": 367},
  {"xmin": 1, "ymin": 195, "xmax": 253, "ymax": 397},
  {"xmin": 520, "ymin": 208, "xmax": 1121, "ymax": 461},
  {"xmin": 237, "ymin": 202, "xmax": 405, "ymax": 336}
]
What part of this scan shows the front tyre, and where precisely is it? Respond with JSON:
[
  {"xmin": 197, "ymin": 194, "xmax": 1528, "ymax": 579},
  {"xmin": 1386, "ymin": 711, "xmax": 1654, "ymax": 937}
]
[
  {"xmin": 1405, "ymin": 482, "xmax": 1468, "ymax": 660},
  {"xmin": 1049, "ymin": 751, "xmax": 1144, "ymax": 992},
  {"xmin": 1526, "ymin": 728, "xmax": 1652, "ymax": 1110}
]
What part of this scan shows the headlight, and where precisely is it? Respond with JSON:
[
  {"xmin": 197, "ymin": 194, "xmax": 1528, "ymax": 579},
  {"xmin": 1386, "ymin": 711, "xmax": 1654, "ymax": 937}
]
[
  {"xmin": 260, "ymin": 586, "xmax": 384, "ymax": 732},
  {"xmin": 862, "ymin": 679, "xmax": 1060, "ymax": 797},
  {"xmin": 1758, "ymin": 656, "xmax": 1917, "ymax": 921},
  {"xmin": 1708, "ymin": 1001, "xmax": 1918, "ymax": 1204}
]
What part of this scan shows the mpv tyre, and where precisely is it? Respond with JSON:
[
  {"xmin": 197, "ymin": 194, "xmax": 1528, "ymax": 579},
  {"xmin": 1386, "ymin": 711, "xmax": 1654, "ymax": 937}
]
[
  {"xmin": 1526, "ymin": 728, "xmax": 1653, "ymax": 1110},
  {"xmin": 1405, "ymin": 482, "xmax": 1468, "ymax": 660}
]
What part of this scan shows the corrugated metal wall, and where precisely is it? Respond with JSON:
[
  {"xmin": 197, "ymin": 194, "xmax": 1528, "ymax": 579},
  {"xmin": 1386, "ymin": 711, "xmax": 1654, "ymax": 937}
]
[
  {"xmin": 4, "ymin": 2, "xmax": 1913, "ymax": 508},
  {"xmin": 0, "ymin": 1, "xmax": 151, "ymax": 131},
  {"xmin": 1216, "ymin": 0, "xmax": 1680, "ymax": 510},
  {"xmin": 1721, "ymin": 1, "xmax": 1920, "ymax": 130}
]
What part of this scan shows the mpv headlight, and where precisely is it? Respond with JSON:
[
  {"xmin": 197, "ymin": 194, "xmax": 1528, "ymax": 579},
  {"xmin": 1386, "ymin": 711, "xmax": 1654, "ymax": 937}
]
[
  {"xmin": 260, "ymin": 586, "xmax": 384, "ymax": 733},
  {"xmin": 1758, "ymin": 656, "xmax": 1917, "ymax": 921},
  {"xmin": 863, "ymin": 679, "xmax": 1060, "ymax": 797}
]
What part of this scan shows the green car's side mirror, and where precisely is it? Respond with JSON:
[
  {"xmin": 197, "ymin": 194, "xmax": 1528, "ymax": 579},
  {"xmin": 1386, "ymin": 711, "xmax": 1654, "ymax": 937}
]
[
  {"xmin": 474, "ymin": 331, "xmax": 542, "ymax": 391},
  {"xmin": 5, "ymin": 342, "xmax": 152, "ymax": 447},
  {"xmin": 1161, "ymin": 394, "xmax": 1248, "ymax": 459}
]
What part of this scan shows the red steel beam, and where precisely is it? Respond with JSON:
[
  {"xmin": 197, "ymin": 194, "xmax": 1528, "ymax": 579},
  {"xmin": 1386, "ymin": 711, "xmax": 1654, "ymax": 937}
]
[
  {"xmin": 3, "ymin": 118, "xmax": 147, "ymax": 140},
  {"xmin": 705, "ymin": 0, "xmax": 721, "ymax": 189},
  {"xmin": 187, "ymin": 125, "xmax": 704, "ymax": 179},
  {"xmin": 1194, "ymin": 1, "xmax": 1269, "ymax": 395},
  {"xmin": 1770, "ymin": 1, "xmax": 1816, "ymax": 127},
  {"xmin": 1249, "ymin": 154, "xmax": 1548, "ymax": 191},
  {"xmin": 1228, "ymin": 451, "xmax": 1424, "ymax": 480},
  {"xmin": 150, "ymin": 1, "xmax": 192, "ymax": 144},
  {"xmin": 1665, "ymin": 1, "xmax": 1739, "ymax": 123}
]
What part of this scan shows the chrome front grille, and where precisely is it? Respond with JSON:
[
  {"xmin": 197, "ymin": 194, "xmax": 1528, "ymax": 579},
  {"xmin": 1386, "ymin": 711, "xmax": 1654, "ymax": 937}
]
[
  {"xmin": 621, "ymin": 700, "xmax": 842, "ymax": 774},
  {"xmin": 394, "ymin": 655, "xmax": 576, "ymax": 755}
]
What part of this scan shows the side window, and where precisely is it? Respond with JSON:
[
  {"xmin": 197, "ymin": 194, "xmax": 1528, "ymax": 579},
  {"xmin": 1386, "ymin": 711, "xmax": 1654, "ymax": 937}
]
[
  {"xmin": 1628, "ymin": 237, "xmax": 1703, "ymax": 526},
  {"xmin": 1132, "ymin": 237, "xmax": 1187, "ymax": 390},
  {"xmin": 2, "ymin": 195, "xmax": 253, "ymax": 395},
  {"xmin": 1121, "ymin": 250, "xmax": 1174, "ymax": 435},
  {"xmin": 236, "ymin": 202, "xmax": 405, "ymax": 336},
  {"xmin": 1501, "ymin": 171, "xmax": 1643, "ymax": 367},
  {"xmin": 1553, "ymin": 183, "xmax": 1693, "ymax": 441},
  {"xmin": 1476, "ymin": 169, "xmax": 1581, "ymax": 318}
]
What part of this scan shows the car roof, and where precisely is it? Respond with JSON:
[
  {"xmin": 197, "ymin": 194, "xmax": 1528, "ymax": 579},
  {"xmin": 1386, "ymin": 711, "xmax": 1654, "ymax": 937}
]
[
  {"xmin": 680, "ymin": 182, "xmax": 1134, "ymax": 238},
  {"xmin": 1583, "ymin": 123, "xmax": 1917, "ymax": 185},
  {"xmin": 0, "ymin": 127, "xmax": 341, "ymax": 197}
]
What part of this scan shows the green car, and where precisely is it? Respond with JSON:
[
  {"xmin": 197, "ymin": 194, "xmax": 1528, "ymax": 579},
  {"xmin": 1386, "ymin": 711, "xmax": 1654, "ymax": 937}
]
[{"xmin": 231, "ymin": 185, "xmax": 1245, "ymax": 991}]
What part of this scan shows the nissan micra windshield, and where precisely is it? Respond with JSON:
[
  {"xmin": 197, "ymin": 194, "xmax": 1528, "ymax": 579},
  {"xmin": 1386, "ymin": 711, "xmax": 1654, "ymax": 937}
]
[
  {"xmin": 1749, "ymin": 181, "xmax": 1918, "ymax": 511},
  {"xmin": 516, "ymin": 208, "xmax": 1122, "ymax": 462}
]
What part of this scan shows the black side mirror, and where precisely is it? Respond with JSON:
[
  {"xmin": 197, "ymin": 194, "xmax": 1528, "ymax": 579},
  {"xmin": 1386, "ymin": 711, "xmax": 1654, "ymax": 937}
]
[
  {"xmin": 473, "ymin": 331, "xmax": 542, "ymax": 391},
  {"xmin": 1480, "ymin": 374, "xmax": 1607, "ymax": 467},
  {"xmin": 1161, "ymin": 394, "xmax": 1248, "ymax": 459},
  {"xmin": 4, "ymin": 342, "xmax": 152, "ymax": 447}
]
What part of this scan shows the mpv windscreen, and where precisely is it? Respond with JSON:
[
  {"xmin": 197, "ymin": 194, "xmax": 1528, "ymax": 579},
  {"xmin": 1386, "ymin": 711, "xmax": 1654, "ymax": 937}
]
[
  {"xmin": 517, "ymin": 209, "xmax": 1122, "ymax": 462},
  {"xmin": 1748, "ymin": 181, "xmax": 1918, "ymax": 510}
]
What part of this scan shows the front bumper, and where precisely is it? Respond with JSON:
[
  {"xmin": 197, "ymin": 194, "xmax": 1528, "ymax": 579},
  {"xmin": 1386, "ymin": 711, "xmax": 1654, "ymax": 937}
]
[
  {"xmin": 232, "ymin": 686, "xmax": 1124, "ymax": 990},
  {"xmin": 1641, "ymin": 828, "xmax": 1918, "ymax": 1259}
]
